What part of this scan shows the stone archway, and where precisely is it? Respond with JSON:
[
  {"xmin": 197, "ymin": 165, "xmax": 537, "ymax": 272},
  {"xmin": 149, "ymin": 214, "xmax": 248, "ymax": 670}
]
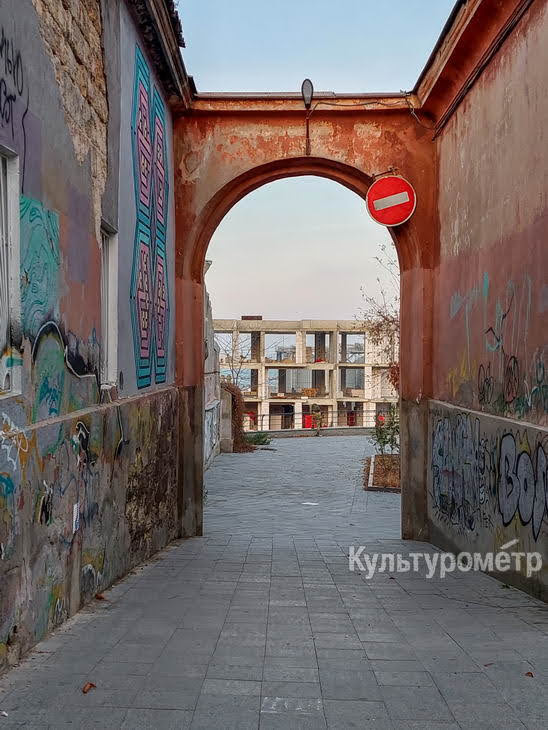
[{"xmin": 173, "ymin": 95, "xmax": 437, "ymax": 539}]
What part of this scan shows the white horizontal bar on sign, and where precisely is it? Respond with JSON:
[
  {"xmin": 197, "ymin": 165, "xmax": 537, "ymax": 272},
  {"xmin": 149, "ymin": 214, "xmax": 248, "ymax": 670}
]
[{"xmin": 373, "ymin": 191, "xmax": 409, "ymax": 211}]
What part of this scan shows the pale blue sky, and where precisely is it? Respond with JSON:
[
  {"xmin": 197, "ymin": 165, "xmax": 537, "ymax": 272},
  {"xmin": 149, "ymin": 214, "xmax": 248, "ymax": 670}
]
[{"xmin": 177, "ymin": 1, "xmax": 455, "ymax": 319}]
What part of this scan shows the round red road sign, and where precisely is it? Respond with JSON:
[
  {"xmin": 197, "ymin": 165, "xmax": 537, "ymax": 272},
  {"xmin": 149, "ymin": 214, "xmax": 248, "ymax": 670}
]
[{"xmin": 365, "ymin": 175, "xmax": 416, "ymax": 227}]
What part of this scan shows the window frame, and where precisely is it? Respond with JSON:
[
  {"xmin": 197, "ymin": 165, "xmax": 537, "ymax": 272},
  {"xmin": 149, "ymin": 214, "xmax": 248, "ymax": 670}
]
[
  {"xmin": 100, "ymin": 224, "xmax": 118, "ymax": 387},
  {"xmin": 0, "ymin": 147, "xmax": 21, "ymax": 398}
]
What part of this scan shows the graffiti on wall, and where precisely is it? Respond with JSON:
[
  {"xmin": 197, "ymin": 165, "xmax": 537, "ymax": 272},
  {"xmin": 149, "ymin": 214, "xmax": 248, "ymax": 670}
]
[
  {"xmin": 1, "ymin": 412, "xmax": 28, "ymax": 471},
  {"xmin": 431, "ymin": 408, "xmax": 548, "ymax": 542},
  {"xmin": 204, "ymin": 403, "xmax": 220, "ymax": 467},
  {"xmin": 0, "ymin": 26, "xmax": 28, "ymax": 188},
  {"xmin": 448, "ymin": 272, "xmax": 547, "ymax": 422},
  {"xmin": 130, "ymin": 45, "xmax": 170, "ymax": 388},
  {"xmin": 30, "ymin": 321, "xmax": 99, "ymax": 425},
  {"xmin": 20, "ymin": 196, "xmax": 61, "ymax": 339}
]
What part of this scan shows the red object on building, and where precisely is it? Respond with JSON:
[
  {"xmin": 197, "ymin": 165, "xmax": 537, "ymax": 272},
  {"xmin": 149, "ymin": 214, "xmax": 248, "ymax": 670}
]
[
  {"xmin": 366, "ymin": 175, "xmax": 416, "ymax": 227},
  {"xmin": 303, "ymin": 414, "xmax": 313, "ymax": 429},
  {"xmin": 347, "ymin": 412, "xmax": 356, "ymax": 426}
]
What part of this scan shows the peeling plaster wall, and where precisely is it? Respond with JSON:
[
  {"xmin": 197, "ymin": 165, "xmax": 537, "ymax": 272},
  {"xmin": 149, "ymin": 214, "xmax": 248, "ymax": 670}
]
[
  {"xmin": 0, "ymin": 388, "xmax": 178, "ymax": 670},
  {"xmin": 434, "ymin": 1, "xmax": 547, "ymax": 426},
  {"xmin": 173, "ymin": 102, "xmax": 438, "ymax": 544},
  {"xmin": 0, "ymin": 0, "xmax": 103, "ymax": 433},
  {"xmin": 0, "ymin": 0, "xmax": 180, "ymax": 673},
  {"xmin": 30, "ymin": 0, "xmax": 108, "ymax": 243},
  {"xmin": 430, "ymin": 1, "xmax": 548, "ymax": 596}
]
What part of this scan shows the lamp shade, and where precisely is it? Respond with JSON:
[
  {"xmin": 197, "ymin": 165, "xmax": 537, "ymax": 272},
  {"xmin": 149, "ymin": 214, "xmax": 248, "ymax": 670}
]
[{"xmin": 301, "ymin": 79, "xmax": 314, "ymax": 109}]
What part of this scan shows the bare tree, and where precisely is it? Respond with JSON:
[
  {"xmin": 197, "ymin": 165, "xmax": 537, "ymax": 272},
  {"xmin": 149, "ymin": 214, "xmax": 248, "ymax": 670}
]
[
  {"xmin": 215, "ymin": 332, "xmax": 254, "ymax": 389},
  {"xmin": 359, "ymin": 242, "xmax": 400, "ymax": 393},
  {"xmin": 216, "ymin": 332, "xmax": 296, "ymax": 396}
]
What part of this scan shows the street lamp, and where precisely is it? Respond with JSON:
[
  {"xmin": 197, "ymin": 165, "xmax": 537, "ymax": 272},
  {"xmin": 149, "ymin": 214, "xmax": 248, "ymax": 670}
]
[
  {"xmin": 301, "ymin": 78, "xmax": 314, "ymax": 155},
  {"xmin": 301, "ymin": 78, "xmax": 314, "ymax": 109}
]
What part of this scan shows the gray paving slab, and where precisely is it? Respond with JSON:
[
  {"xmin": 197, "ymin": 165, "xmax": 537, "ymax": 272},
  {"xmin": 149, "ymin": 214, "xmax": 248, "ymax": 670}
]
[{"xmin": 1, "ymin": 436, "xmax": 547, "ymax": 729}]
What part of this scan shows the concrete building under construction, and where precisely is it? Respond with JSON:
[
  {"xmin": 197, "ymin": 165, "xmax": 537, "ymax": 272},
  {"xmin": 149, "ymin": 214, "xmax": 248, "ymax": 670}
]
[{"xmin": 214, "ymin": 318, "xmax": 398, "ymax": 431}]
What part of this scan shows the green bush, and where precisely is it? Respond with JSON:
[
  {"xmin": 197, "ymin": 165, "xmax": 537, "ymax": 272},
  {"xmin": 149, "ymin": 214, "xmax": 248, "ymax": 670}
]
[
  {"xmin": 371, "ymin": 404, "xmax": 399, "ymax": 454},
  {"xmin": 245, "ymin": 432, "xmax": 272, "ymax": 446}
]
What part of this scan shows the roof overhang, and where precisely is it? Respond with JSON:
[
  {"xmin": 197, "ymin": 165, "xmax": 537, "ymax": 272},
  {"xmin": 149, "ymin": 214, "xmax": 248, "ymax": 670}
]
[
  {"xmin": 413, "ymin": 0, "xmax": 537, "ymax": 134},
  {"xmin": 127, "ymin": 0, "xmax": 194, "ymax": 108}
]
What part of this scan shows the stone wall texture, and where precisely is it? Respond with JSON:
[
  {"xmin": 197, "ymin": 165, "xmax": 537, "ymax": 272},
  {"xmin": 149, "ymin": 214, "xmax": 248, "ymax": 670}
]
[{"xmin": 32, "ymin": 0, "xmax": 108, "ymax": 238}]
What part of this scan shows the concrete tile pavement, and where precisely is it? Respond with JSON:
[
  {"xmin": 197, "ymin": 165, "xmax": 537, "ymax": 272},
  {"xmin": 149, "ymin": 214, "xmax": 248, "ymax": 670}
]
[{"xmin": 0, "ymin": 435, "xmax": 547, "ymax": 729}]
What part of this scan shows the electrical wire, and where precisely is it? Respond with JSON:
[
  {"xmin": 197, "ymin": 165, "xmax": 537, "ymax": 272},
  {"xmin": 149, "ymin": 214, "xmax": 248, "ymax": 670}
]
[{"xmin": 305, "ymin": 93, "xmax": 438, "ymax": 133}]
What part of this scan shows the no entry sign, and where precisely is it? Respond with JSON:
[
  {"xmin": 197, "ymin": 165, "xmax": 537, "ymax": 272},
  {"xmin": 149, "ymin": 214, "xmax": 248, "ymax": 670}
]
[{"xmin": 366, "ymin": 175, "xmax": 416, "ymax": 226}]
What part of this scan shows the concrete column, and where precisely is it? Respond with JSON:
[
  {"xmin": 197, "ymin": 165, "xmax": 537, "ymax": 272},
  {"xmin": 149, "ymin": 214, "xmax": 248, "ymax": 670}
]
[
  {"xmin": 364, "ymin": 365, "xmax": 373, "ymax": 398},
  {"xmin": 295, "ymin": 330, "xmax": 305, "ymax": 364},
  {"xmin": 220, "ymin": 388, "xmax": 233, "ymax": 453},
  {"xmin": 251, "ymin": 332, "xmax": 260, "ymax": 361},
  {"xmin": 259, "ymin": 331, "xmax": 265, "ymax": 362},
  {"xmin": 258, "ymin": 365, "xmax": 264, "ymax": 398},
  {"xmin": 328, "ymin": 369, "xmax": 335, "ymax": 399},
  {"xmin": 258, "ymin": 400, "xmax": 269, "ymax": 432},
  {"xmin": 329, "ymin": 399, "xmax": 337, "ymax": 427},
  {"xmin": 334, "ymin": 367, "xmax": 341, "ymax": 398},
  {"xmin": 330, "ymin": 330, "xmax": 338, "ymax": 362},
  {"xmin": 294, "ymin": 400, "xmax": 303, "ymax": 429},
  {"xmin": 278, "ymin": 369, "xmax": 287, "ymax": 393},
  {"xmin": 231, "ymin": 330, "xmax": 239, "ymax": 365}
]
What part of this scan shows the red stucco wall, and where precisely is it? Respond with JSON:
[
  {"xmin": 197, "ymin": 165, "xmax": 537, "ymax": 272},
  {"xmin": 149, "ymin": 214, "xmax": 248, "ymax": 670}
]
[{"xmin": 433, "ymin": 0, "xmax": 547, "ymax": 427}]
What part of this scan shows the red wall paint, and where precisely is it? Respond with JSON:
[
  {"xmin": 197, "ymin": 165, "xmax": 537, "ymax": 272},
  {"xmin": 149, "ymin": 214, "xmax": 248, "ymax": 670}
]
[{"xmin": 433, "ymin": 1, "xmax": 548, "ymax": 426}]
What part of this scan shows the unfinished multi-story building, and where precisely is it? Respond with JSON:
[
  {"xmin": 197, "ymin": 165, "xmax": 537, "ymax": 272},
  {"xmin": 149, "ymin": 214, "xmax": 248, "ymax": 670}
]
[{"xmin": 214, "ymin": 318, "xmax": 398, "ymax": 431}]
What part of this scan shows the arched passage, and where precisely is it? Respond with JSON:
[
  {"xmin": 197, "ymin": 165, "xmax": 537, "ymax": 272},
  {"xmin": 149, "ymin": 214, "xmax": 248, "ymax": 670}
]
[{"xmin": 173, "ymin": 98, "xmax": 437, "ymax": 540}]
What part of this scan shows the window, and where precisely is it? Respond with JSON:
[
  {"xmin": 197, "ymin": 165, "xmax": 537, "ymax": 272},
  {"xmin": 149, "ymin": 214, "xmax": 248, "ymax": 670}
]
[
  {"xmin": 100, "ymin": 226, "xmax": 118, "ymax": 386},
  {"xmin": 0, "ymin": 150, "xmax": 20, "ymax": 397}
]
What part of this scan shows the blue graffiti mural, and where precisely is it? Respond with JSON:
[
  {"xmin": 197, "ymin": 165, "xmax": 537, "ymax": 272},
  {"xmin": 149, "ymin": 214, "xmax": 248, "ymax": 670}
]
[
  {"xmin": 130, "ymin": 45, "xmax": 170, "ymax": 388},
  {"xmin": 20, "ymin": 196, "xmax": 60, "ymax": 340}
]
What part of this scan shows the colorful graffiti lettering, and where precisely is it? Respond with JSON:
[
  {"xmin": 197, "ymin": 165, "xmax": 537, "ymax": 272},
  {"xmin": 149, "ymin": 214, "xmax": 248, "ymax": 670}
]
[
  {"xmin": 130, "ymin": 45, "xmax": 170, "ymax": 388},
  {"xmin": 431, "ymin": 409, "xmax": 547, "ymax": 541},
  {"xmin": 498, "ymin": 433, "xmax": 547, "ymax": 540},
  {"xmin": 0, "ymin": 412, "xmax": 28, "ymax": 471}
]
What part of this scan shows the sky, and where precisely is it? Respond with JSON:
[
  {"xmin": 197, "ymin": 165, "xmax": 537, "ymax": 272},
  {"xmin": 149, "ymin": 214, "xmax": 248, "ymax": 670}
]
[
  {"xmin": 177, "ymin": 0, "xmax": 456, "ymax": 320},
  {"xmin": 205, "ymin": 178, "xmax": 395, "ymax": 321}
]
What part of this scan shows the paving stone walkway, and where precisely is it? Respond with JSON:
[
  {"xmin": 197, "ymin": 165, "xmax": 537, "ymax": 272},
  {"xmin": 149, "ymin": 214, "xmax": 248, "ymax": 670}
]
[{"xmin": 1, "ymin": 435, "xmax": 547, "ymax": 729}]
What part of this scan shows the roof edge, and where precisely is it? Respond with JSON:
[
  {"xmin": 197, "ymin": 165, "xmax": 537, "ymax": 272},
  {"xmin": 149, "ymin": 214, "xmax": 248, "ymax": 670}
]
[
  {"xmin": 412, "ymin": 0, "xmax": 467, "ymax": 94},
  {"xmin": 127, "ymin": 0, "xmax": 193, "ymax": 106}
]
